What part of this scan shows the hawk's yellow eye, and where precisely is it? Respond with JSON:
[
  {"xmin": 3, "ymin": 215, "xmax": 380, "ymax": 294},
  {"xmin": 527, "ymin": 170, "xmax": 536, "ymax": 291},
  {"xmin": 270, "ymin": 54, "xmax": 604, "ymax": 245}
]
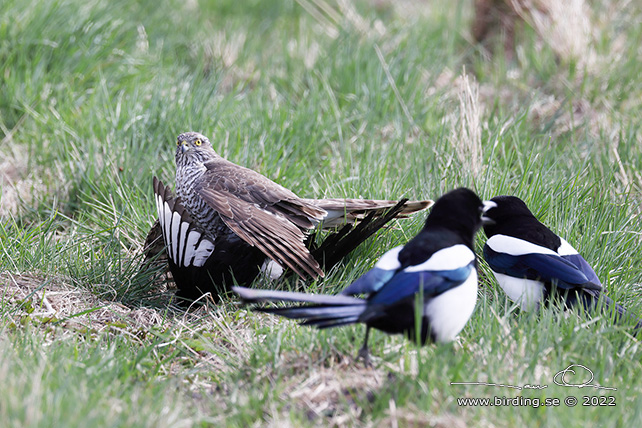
[{"xmin": 195, "ymin": 139, "xmax": 202, "ymax": 146}]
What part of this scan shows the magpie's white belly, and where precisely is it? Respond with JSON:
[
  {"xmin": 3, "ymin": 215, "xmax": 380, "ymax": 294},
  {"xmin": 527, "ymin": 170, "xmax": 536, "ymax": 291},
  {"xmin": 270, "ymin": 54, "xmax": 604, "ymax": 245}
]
[
  {"xmin": 424, "ymin": 272, "xmax": 478, "ymax": 343},
  {"xmin": 493, "ymin": 272, "xmax": 544, "ymax": 311}
]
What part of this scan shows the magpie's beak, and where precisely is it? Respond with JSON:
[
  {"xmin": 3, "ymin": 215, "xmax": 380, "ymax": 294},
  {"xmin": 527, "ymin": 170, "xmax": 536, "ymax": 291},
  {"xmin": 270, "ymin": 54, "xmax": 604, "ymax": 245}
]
[
  {"xmin": 180, "ymin": 141, "xmax": 190, "ymax": 153},
  {"xmin": 481, "ymin": 200, "xmax": 497, "ymax": 225}
]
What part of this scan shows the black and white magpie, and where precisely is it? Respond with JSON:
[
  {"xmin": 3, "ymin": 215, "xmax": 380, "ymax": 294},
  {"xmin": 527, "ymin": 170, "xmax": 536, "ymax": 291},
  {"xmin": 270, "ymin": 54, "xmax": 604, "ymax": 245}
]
[
  {"xmin": 482, "ymin": 195, "xmax": 642, "ymax": 331},
  {"xmin": 234, "ymin": 188, "xmax": 495, "ymax": 361}
]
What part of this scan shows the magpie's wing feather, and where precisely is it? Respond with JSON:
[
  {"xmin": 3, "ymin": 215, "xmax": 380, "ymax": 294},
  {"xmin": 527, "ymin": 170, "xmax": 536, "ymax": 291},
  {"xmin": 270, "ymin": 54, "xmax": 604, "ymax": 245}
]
[
  {"xmin": 340, "ymin": 267, "xmax": 395, "ymax": 296},
  {"xmin": 482, "ymin": 245, "xmax": 517, "ymax": 271},
  {"xmin": 484, "ymin": 245, "xmax": 600, "ymax": 290},
  {"xmin": 340, "ymin": 246, "xmax": 403, "ymax": 296},
  {"xmin": 367, "ymin": 264, "xmax": 474, "ymax": 305},
  {"xmin": 357, "ymin": 264, "xmax": 474, "ymax": 325},
  {"xmin": 562, "ymin": 254, "xmax": 602, "ymax": 288},
  {"xmin": 524, "ymin": 254, "xmax": 592, "ymax": 288}
]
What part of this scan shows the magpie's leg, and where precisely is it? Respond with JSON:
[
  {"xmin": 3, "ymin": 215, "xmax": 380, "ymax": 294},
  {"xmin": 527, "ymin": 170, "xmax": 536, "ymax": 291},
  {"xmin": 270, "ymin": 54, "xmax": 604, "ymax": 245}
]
[{"xmin": 356, "ymin": 326, "xmax": 372, "ymax": 367}]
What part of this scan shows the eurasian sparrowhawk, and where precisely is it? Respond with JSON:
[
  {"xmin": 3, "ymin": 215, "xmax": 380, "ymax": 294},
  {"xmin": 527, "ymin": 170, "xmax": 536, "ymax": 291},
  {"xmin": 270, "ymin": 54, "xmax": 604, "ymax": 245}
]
[{"xmin": 146, "ymin": 131, "xmax": 431, "ymax": 301}]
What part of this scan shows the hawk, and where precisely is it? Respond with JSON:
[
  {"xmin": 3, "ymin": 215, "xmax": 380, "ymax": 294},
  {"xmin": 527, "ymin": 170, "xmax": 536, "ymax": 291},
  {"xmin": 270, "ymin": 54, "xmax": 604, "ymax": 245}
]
[{"xmin": 145, "ymin": 131, "xmax": 432, "ymax": 301}]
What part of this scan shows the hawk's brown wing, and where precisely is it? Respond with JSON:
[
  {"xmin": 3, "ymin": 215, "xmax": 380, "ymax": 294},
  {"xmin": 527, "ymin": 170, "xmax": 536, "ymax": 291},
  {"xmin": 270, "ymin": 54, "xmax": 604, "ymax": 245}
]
[{"xmin": 194, "ymin": 157, "xmax": 326, "ymax": 278}]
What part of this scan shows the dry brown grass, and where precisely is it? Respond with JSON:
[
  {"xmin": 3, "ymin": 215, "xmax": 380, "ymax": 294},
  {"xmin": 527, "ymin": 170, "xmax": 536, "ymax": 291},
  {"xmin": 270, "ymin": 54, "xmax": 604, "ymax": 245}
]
[
  {"xmin": 0, "ymin": 150, "xmax": 48, "ymax": 218},
  {"xmin": 382, "ymin": 403, "xmax": 467, "ymax": 428},
  {"xmin": 472, "ymin": 0, "xmax": 595, "ymax": 69},
  {"xmin": 294, "ymin": 0, "xmax": 388, "ymax": 40},
  {"xmin": 445, "ymin": 71, "xmax": 485, "ymax": 183},
  {"xmin": 0, "ymin": 270, "xmax": 265, "ymax": 390},
  {"xmin": 512, "ymin": 0, "xmax": 594, "ymax": 67},
  {"xmin": 283, "ymin": 361, "xmax": 383, "ymax": 424},
  {"xmin": 0, "ymin": 271, "xmax": 165, "ymax": 334}
]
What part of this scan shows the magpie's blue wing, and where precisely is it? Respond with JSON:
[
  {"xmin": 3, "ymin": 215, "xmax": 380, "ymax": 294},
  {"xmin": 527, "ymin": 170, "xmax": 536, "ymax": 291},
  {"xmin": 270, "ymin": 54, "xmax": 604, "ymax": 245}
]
[
  {"xmin": 366, "ymin": 263, "xmax": 475, "ymax": 305},
  {"xmin": 562, "ymin": 253, "xmax": 602, "ymax": 288},
  {"xmin": 483, "ymin": 245, "xmax": 601, "ymax": 291},
  {"xmin": 340, "ymin": 267, "xmax": 396, "ymax": 296},
  {"xmin": 341, "ymin": 246, "xmax": 402, "ymax": 296}
]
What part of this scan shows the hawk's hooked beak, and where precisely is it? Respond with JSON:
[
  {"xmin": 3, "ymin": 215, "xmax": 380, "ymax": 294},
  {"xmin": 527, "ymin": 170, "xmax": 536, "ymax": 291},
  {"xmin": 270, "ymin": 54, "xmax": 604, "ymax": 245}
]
[
  {"xmin": 180, "ymin": 141, "xmax": 190, "ymax": 154},
  {"xmin": 481, "ymin": 200, "xmax": 497, "ymax": 226}
]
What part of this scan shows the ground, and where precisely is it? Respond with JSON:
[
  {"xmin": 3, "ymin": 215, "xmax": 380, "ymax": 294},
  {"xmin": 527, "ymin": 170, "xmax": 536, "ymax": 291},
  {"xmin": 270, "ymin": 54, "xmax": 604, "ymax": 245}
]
[{"xmin": 1, "ymin": 0, "xmax": 641, "ymax": 426}]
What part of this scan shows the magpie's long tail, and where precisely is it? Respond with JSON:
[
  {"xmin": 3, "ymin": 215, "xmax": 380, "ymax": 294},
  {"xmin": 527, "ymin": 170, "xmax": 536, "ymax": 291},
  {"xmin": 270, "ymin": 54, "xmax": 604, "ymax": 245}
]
[
  {"xmin": 572, "ymin": 290, "xmax": 642, "ymax": 334},
  {"xmin": 601, "ymin": 296, "xmax": 642, "ymax": 333},
  {"xmin": 232, "ymin": 286, "xmax": 367, "ymax": 329}
]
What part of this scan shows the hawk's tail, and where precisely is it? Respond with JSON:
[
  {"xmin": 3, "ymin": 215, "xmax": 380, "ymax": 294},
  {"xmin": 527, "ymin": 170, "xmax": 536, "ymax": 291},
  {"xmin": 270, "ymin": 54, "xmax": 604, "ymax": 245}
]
[
  {"xmin": 307, "ymin": 198, "xmax": 432, "ymax": 229},
  {"xmin": 308, "ymin": 199, "xmax": 412, "ymax": 273}
]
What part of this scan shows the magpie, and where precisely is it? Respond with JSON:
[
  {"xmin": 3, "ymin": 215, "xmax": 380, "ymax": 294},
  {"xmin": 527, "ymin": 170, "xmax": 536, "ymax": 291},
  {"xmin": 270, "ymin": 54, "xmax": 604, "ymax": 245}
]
[
  {"xmin": 234, "ymin": 188, "xmax": 495, "ymax": 362},
  {"xmin": 482, "ymin": 195, "xmax": 642, "ymax": 331}
]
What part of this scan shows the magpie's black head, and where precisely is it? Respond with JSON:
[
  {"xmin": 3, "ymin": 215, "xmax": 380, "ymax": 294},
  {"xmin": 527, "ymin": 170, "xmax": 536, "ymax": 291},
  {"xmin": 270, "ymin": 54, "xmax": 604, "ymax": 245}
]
[
  {"xmin": 482, "ymin": 195, "xmax": 537, "ymax": 237},
  {"xmin": 424, "ymin": 187, "xmax": 485, "ymax": 241}
]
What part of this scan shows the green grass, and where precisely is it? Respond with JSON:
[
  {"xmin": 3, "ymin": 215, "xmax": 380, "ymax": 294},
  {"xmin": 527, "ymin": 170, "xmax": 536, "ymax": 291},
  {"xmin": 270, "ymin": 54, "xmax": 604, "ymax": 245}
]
[{"xmin": 1, "ymin": 0, "xmax": 642, "ymax": 426}]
